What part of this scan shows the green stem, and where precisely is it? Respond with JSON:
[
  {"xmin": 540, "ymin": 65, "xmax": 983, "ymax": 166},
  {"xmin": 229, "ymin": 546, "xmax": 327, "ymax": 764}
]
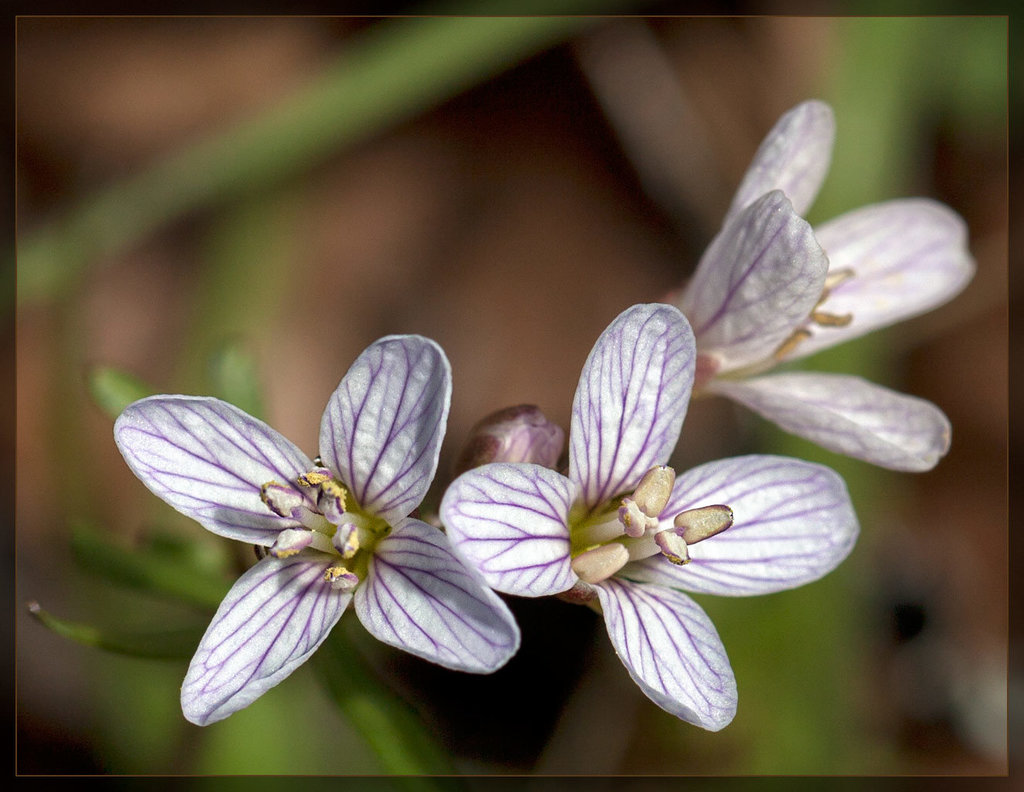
[
  {"xmin": 312, "ymin": 619, "xmax": 464, "ymax": 788},
  {"xmin": 18, "ymin": 12, "xmax": 604, "ymax": 305},
  {"xmin": 27, "ymin": 601, "xmax": 207, "ymax": 659}
]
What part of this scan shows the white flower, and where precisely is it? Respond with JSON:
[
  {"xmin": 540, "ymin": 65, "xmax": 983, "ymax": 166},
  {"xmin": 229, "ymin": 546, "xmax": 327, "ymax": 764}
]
[
  {"xmin": 676, "ymin": 100, "xmax": 975, "ymax": 471},
  {"xmin": 115, "ymin": 335, "xmax": 519, "ymax": 725},
  {"xmin": 440, "ymin": 304, "xmax": 858, "ymax": 729}
]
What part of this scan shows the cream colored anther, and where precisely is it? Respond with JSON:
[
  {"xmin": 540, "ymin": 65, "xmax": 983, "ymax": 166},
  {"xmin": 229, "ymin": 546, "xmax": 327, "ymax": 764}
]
[
  {"xmin": 633, "ymin": 466, "xmax": 676, "ymax": 516},
  {"xmin": 571, "ymin": 543, "xmax": 630, "ymax": 584},
  {"xmin": 673, "ymin": 504, "xmax": 734, "ymax": 544},
  {"xmin": 619, "ymin": 466, "xmax": 676, "ymax": 538}
]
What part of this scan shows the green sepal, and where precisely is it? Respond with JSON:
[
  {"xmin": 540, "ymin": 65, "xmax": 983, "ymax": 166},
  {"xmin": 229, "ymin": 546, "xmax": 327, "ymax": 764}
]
[
  {"xmin": 88, "ymin": 366, "xmax": 155, "ymax": 419},
  {"xmin": 27, "ymin": 601, "xmax": 205, "ymax": 660},
  {"xmin": 70, "ymin": 522, "xmax": 231, "ymax": 611}
]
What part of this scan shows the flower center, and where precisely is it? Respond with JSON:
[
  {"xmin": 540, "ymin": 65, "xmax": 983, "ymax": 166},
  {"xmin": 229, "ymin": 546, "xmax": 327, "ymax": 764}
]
[
  {"xmin": 567, "ymin": 465, "xmax": 734, "ymax": 586},
  {"xmin": 259, "ymin": 468, "xmax": 389, "ymax": 591}
]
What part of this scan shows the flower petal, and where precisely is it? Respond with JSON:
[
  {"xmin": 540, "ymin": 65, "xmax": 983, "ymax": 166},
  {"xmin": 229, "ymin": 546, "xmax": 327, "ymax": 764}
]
[
  {"xmin": 440, "ymin": 463, "xmax": 576, "ymax": 597},
  {"xmin": 725, "ymin": 99, "xmax": 835, "ymax": 221},
  {"xmin": 115, "ymin": 396, "xmax": 315, "ymax": 545},
  {"xmin": 181, "ymin": 555, "xmax": 348, "ymax": 725},
  {"xmin": 629, "ymin": 455, "xmax": 858, "ymax": 596},
  {"xmin": 679, "ymin": 191, "xmax": 828, "ymax": 371},
  {"xmin": 595, "ymin": 577, "xmax": 736, "ymax": 730},
  {"xmin": 319, "ymin": 335, "xmax": 451, "ymax": 524},
  {"xmin": 786, "ymin": 199, "xmax": 976, "ymax": 360},
  {"xmin": 355, "ymin": 518, "xmax": 520, "ymax": 673},
  {"xmin": 710, "ymin": 373, "xmax": 952, "ymax": 471},
  {"xmin": 569, "ymin": 303, "xmax": 695, "ymax": 511}
]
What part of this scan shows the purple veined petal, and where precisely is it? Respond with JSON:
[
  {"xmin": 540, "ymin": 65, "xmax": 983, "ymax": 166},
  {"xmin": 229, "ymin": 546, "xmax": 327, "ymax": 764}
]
[
  {"xmin": 710, "ymin": 373, "xmax": 952, "ymax": 471},
  {"xmin": 595, "ymin": 577, "xmax": 737, "ymax": 730},
  {"xmin": 725, "ymin": 99, "xmax": 835, "ymax": 222},
  {"xmin": 355, "ymin": 518, "xmax": 520, "ymax": 673},
  {"xmin": 115, "ymin": 396, "xmax": 316, "ymax": 545},
  {"xmin": 569, "ymin": 304, "xmax": 696, "ymax": 512},
  {"xmin": 629, "ymin": 454, "xmax": 858, "ymax": 596},
  {"xmin": 679, "ymin": 191, "xmax": 829, "ymax": 372},
  {"xmin": 440, "ymin": 463, "xmax": 577, "ymax": 597},
  {"xmin": 785, "ymin": 199, "xmax": 976, "ymax": 361},
  {"xmin": 181, "ymin": 554, "xmax": 349, "ymax": 726},
  {"xmin": 319, "ymin": 335, "xmax": 451, "ymax": 524}
]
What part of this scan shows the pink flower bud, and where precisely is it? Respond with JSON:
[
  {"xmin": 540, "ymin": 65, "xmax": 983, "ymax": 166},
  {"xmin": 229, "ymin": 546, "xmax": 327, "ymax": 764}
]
[{"xmin": 454, "ymin": 404, "xmax": 564, "ymax": 475}]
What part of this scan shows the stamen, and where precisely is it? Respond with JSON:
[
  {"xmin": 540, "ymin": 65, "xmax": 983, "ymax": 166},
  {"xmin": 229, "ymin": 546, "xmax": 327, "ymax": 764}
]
[
  {"xmin": 260, "ymin": 481, "xmax": 304, "ymax": 519},
  {"xmin": 654, "ymin": 529, "xmax": 690, "ymax": 565},
  {"xmin": 324, "ymin": 565, "xmax": 359, "ymax": 592},
  {"xmin": 773, "ymin": 328, "xmax": 812, "ymax": 361},
  {"xmin": 297, "ymin": 469, "xmax": 331, "ymax": 488},
  {"xmin": 673, "ymin": 504, "xmax": 734, "ymax": 545},
  {"xmin": 618, "ymin": 466, "xmax": 676, "ymax": 538},
  {"xmin": 811, "ymin": 310, "xmax": 853, "ymax": 327},
  {"xmin": 823, "ymin": 267, "xmax": 855, "ymax": 291},
  {"xmin": 332, "ymin": 523, "xmax": 360, "ymax": 559},
  {"xmin": 317, "ymin": 479, "xmax": 348, "ymax": 524},
  {"xmin": 812, "ymin": 268, "xmax": 855, "ymax": 322},
  {"xmin": 571, "ymin": 543, "xmax": 630, "ymax": 584},
  {"xmin": 632, "ymin": 466, "xmax": 676, "ymax": 518},
  {"xmin": 269, "ymin": 528, "xmax": 314, "ymax": 558}
]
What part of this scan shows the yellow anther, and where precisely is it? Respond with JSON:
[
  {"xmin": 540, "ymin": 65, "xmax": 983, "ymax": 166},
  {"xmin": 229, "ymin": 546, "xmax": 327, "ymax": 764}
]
[
  {"xmin": 333, "ymin": 524, "xmax": 360, "ymax": 559},
  {"xmin": 298, "ymin": 470, "xmax": 330, "ymax": 487},
  {"xmin": 260, "ymin": 481, "xmax": 304, "ymax": 518},
  {"xmin": 320, "ymin": 478, "xmax": 347, "ymax": 506},
  {"xmin": 323, "ymin": 565, "xmax": 359, "ymax": 592}
]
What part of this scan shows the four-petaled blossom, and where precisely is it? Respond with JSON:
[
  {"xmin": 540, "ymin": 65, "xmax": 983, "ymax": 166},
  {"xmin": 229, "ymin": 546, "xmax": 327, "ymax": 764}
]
[
  {"xmin": 675, "ymin": 100, "xmax": 974, "ymax": 471},
  {"xmin": 440, "ymin": 304, "xmax": 858, "ymax": 730},
  {"xmin": 115, "ymin": 335, "xmax": 519, "ymax": 725}
]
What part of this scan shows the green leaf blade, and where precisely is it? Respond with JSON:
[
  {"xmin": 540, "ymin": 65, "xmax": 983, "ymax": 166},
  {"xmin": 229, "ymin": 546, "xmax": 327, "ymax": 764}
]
[{"xmin": 28, "ymin": 601, "xmax": 205, "ymax": 660}]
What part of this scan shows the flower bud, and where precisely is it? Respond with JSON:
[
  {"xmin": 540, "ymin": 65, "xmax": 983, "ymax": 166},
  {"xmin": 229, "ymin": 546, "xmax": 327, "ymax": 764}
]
[{"xmin": 453, "ymin": 404, "xmax": 565, "ymax": 475}]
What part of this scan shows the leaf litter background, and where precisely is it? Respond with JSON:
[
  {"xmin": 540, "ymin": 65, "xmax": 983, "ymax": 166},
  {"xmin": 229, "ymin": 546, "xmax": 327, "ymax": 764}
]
[{"xmin": 14, "ymin": 13, "xmax": 1010, "ymax": 776}]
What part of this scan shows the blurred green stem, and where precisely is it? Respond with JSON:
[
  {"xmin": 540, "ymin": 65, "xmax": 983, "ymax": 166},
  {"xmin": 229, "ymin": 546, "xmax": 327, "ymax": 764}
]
[
  {"xmin": 27, "ymin": 602, "xmax": 207, "ymax": 659},
  {"xmin": 313, "ymin": 620, "xmax": 463, "ymax": 787},
  {"xmin": 70, "ymin": 522, "xmax": 231, "ymax": 610},
  {"xmin": 18, "ymin": 12, "xmax": 603, "ymax": 304}
]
